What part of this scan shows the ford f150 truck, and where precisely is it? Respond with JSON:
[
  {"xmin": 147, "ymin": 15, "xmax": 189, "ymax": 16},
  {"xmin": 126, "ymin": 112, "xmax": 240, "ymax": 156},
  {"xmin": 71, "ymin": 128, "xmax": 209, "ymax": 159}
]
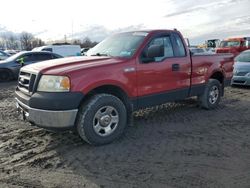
[{"xmin": 15, "ymin": 29, "xmax": 234, "ymax": 145}]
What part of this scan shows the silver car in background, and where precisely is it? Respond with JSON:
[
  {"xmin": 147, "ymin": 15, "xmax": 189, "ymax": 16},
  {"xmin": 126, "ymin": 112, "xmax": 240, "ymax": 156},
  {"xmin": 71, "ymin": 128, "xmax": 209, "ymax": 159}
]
[{"xmin": 231, "ymin": 50, "xmax": 250, "ymax": 86}]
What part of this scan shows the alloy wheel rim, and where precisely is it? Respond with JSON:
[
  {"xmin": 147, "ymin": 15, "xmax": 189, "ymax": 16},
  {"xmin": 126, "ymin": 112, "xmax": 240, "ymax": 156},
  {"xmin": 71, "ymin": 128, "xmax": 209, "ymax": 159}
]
[
  {"xmin": 93, "ymin": 106, "xmax": 119, "ymax": 137},
  {"xmin": 209, "ymin": 86, "xmax": 219, "ymax": 104}
]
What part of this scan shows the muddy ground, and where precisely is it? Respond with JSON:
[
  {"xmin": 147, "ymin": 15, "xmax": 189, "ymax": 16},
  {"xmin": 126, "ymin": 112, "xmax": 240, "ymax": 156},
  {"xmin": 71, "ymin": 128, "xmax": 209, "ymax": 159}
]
[{"xmin": 0, "ymin": 81, "xmax": 250, "ymax": 188}]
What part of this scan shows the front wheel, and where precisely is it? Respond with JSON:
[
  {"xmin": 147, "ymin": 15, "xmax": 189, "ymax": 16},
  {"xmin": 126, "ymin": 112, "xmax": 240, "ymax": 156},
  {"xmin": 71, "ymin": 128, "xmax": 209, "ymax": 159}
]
[
  {"xmin": 199, "ymin": 79, "xmax": 222, "ymax": 110},
  {"xmin": 76, "ymin": 94, "xmax": 127, "ymax": 145}
]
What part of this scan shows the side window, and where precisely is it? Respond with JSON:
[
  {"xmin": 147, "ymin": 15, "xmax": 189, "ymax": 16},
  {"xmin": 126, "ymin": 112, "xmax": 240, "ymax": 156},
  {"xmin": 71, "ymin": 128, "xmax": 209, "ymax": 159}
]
[
  {"xmin": 52, "ymin": 54, "xmax": 60, "ymax": 59},
  {"xmin": 143, "ymin": 36, "xmax": 174, "ymax": 62},
  {"xmin": 20, "ymin": 54, "xmax": 34, "ymax": 62},
  {"xmin": 164, "ymin": 37, "xmax": 175, "ymax": 58},
  {"xmin": 33, "ymin": 54, "xmax": 53, "ymax": 61},
  {"xmin": 172, "ymin": 33, "xmax": 186, "ymax": 57}
]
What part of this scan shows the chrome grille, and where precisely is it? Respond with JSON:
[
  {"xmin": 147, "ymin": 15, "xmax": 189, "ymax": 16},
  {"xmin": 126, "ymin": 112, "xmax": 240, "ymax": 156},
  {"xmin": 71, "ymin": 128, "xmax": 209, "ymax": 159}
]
[{"xmin": 18, "ymin": 71, "xmax": 37, "ymax": 95}]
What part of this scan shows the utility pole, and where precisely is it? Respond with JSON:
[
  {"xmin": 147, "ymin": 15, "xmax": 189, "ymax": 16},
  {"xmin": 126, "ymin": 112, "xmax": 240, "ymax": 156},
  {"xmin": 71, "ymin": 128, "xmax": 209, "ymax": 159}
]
[
  {"xmin": 64, "ymin": 35, "xmax": 67, "ymax": 43},
  {"xmin": 71, "ymin": 20, "xmax": 74, "ymax": 42}
]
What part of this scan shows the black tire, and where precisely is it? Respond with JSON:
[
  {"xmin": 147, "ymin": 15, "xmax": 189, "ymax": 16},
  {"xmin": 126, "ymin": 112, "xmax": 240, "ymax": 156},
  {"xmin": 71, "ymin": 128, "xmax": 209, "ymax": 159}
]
[
  {"xmin": 0, "ymin": 69, "xmax": 12, "ymax": 82},
  {"xmin": 76, "ymin": 94, "xmax": 127, "ymax": 145},
  {"xmin": 199, "ymin": 79, "xmax": 222, "ymax": 110}
]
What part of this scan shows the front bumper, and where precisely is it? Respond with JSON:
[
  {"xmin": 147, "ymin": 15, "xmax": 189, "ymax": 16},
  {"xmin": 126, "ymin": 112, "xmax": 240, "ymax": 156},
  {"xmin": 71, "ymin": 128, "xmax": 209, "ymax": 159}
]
[
  {"xmin": 16, "ymin": 98, "xmax": 78, "ymax": 128},
  {"xmin": 15, "ymin": 89, "xmax": 84, "ymax": 129},
  {"xmin": 231, "ymin": 76, "xmax": 250, "ymax": 86}
]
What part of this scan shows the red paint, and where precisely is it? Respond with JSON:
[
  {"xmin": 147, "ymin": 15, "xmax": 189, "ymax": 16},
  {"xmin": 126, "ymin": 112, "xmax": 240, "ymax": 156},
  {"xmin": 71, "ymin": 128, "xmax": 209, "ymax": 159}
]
[{"xmin": 216, "ymin": 37, "xmax": 250, "ymax": 56}]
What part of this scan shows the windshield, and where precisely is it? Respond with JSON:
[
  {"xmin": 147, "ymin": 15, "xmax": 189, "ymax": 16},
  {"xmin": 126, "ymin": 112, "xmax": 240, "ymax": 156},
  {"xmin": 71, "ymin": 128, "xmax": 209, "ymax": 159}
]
[
  {"xmin": 220, "ymin": 41, "xmax": 240, "ymax": 48},
  {"xmin": 87, "ymin": 32, "xmax": 147, "ymax": 58},
  {"xmin": 235, "ymin": 51, "xmax": 250, "ymax": 62}
]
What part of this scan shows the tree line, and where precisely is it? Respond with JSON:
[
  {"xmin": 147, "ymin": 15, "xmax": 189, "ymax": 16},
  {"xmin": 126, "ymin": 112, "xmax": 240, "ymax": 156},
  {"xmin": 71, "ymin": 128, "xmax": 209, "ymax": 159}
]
[
  {"xmin": 0, "ymin": 32, "xmax": 45, "ymax": 51},
  {"xmin": 73, "ymin": 37, "xmax": 98, "ymax": 48},
  {"xmin": 0, "ymin": 32, "xmax": 98, "ymax": 51}
]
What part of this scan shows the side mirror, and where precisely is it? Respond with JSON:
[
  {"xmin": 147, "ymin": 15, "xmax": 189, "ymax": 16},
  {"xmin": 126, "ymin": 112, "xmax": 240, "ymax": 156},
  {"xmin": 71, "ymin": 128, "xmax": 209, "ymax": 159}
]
[{"xmin": 147, "ymin": 44, "xmax": 164, "ymax": 58}]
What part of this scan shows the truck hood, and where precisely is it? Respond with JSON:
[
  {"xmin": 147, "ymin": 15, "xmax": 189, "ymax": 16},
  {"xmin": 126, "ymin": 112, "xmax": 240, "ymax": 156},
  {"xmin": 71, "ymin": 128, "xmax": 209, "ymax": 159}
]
[{"xmin": 21, "ymin": 56, "xmax": 126, "ymax": 75}]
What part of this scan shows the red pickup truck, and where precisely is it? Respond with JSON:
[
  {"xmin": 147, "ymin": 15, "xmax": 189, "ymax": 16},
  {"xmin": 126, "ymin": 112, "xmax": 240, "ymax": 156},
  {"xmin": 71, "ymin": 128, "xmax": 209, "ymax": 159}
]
[
  {"xmin": 216, "ymin": 37, "xmax": 250, "ymax": 56},
  {"xmin": 15, "ymin": 29, "xmax": 234, "ymax": 145}
]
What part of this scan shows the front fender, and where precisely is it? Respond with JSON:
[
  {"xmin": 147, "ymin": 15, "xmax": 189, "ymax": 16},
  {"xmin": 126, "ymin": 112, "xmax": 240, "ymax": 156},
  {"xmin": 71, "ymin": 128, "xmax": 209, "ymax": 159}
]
[{"xmin": 81, "ymin": 80, "xmax": 132, "ymax": 97}]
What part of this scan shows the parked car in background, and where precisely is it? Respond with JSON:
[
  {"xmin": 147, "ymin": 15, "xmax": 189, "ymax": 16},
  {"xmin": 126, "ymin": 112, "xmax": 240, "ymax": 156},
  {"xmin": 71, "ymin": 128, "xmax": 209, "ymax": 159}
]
[
  {"xmin": 231, "ymin": 50, "xmax": 250, "ymax": 86},
  {"xmin": 0, "ymin": 50, "xmax": 10, "ymax": 60},
  {"xmin": 4, "ymin": 49, "xmax": 19, "ymax": 56},
  {"xmin": 81, "ymin": 48, "xmax": 90, "ymax": 56},
  {"xmin": 32, "ymin": 45, "xmax": 81, "ymax": 57},
  {"xmin": 0, "ymin": 51, "xmax": 62, "ymax": 82},
  {"xmin": 205, "ymin": 39, "xmax": 220, "ymax": 53},
  {"xmin": 206, "ymin": 39, "xmax": 220, "ymax": 49},
  {"xmin": 216, "ymin": 37, "xmax": 250, "ymax": 56}
]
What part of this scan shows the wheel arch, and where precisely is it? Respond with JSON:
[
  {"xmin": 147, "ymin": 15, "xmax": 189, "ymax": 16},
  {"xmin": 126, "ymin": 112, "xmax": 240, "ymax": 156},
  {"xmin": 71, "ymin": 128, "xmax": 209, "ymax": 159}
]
[
  {"xmin": 83, "ymin": 84, "xmax": 133, "ymax": 114},
  {"xmin": 209, "ymin": 71, "xmax": 225, "ymax": 96},
  {"xmin": 210, "ymin": 71, "xmax": 224, "ymax": 84}
]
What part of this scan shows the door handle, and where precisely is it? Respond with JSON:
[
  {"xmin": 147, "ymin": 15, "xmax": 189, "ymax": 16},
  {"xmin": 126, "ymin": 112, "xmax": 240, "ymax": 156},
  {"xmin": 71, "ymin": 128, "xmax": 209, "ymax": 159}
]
[
  {"xmin": 124, "ymin": 67, "xmax": 135, "ymax": 73},
  {"xmin": 172, "ymin": 64, "xmax": 180, "ymax": 71}
]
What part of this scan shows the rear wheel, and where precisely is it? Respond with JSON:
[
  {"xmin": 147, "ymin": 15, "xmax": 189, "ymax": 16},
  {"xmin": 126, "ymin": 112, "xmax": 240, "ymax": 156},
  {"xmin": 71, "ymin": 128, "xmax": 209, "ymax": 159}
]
[
  {"xmin": 76, "ymin": 94, "xmax": 127, "ymax": 145},
  {"xmin": 199, "ymin": 79, "xmax": 221, "ymax": 109},
  {"xmin": 0, "ymin": 69, "xmax": 12, "ymax": 82}
]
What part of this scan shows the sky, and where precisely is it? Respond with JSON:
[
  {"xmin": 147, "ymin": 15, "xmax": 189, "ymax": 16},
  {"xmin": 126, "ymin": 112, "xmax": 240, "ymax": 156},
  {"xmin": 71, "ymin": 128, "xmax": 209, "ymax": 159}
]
[{"xmin": 0, "ymin": 0, "xmax": 250, "ymax": 44}]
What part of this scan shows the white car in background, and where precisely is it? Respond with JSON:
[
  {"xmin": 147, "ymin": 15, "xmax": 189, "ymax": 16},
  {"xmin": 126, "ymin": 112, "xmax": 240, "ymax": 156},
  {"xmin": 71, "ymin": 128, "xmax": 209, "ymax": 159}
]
[
  {"xmin": 4, "ymin": 50, "xmax": 19, "ymax": 56},
  {"xmin": 32, "ymin": 45, "xmax": 81, "ymax": 57},
  {"xmin": 81, "ymin": 48, "xmax": 90, "ymax": 56}
]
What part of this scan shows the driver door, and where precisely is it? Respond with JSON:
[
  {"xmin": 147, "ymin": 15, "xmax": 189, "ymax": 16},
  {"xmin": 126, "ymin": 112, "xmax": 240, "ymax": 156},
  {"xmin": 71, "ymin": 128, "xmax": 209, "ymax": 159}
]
[{"xmin": 136, "ymin": 33, "xmax": 191, "ymax": 108}]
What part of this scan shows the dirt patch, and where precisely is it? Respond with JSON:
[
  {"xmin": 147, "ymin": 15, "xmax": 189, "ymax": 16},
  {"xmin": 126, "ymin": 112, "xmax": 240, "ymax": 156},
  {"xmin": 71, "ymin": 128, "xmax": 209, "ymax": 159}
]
[{"xmin": 0, "ymin": 82, "xmax": 250, "ymax": 187}]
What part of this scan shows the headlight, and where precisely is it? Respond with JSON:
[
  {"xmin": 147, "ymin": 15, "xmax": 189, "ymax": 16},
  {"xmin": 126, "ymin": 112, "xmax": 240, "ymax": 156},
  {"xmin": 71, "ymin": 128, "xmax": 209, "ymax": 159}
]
[
  {"xmin": 246, "ymin": 73, "xmax": 250, "ymax": 77},
  {"xmin": 37, "ymin": 75, "xmax": 70, "ymax": 92}
]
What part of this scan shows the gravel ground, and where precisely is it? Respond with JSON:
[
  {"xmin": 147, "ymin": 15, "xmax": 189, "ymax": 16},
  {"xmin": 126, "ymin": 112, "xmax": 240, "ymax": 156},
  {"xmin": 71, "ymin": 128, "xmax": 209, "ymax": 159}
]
[{"xmin": 0, "ymin": 81, "xmax": 250, "ymax": 188}]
